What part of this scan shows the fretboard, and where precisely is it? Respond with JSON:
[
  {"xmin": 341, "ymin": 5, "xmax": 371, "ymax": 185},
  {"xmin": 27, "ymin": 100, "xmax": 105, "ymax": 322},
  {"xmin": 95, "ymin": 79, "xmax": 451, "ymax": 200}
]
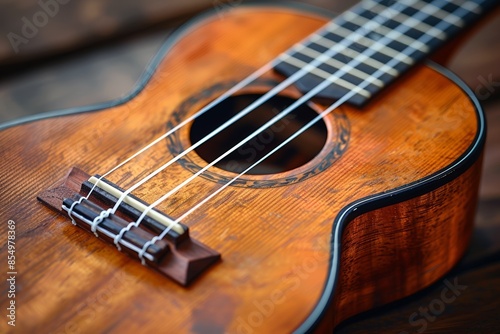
[{"xmin": 274, "ymin": 0, "xmax": 498, "ymax": 106}]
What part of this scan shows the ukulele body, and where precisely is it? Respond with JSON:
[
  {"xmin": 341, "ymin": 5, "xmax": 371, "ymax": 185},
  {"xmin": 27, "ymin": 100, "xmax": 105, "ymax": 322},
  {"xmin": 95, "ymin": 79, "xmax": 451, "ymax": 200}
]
[{"xmin": 0, "ymin": 4, "xmax": 484, "ymax": 333}]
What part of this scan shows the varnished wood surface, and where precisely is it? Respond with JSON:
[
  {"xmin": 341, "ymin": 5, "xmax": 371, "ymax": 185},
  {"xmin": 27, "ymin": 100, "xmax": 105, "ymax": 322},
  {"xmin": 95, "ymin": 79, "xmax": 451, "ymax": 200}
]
[
  {"xmin": 335, "ymin": 97, "xmax": 500, "ymax": 334},
  {"xmin": 0, "ymin": 3, "xmax": 494, "ymax": 334}
]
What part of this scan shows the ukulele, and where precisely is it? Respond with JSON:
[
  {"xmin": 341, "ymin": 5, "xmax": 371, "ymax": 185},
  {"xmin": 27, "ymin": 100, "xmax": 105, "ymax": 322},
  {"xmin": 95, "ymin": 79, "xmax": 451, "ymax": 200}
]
[{"xmin": 1, "ymin": 0, "xmax": 497, "ymax": 333}]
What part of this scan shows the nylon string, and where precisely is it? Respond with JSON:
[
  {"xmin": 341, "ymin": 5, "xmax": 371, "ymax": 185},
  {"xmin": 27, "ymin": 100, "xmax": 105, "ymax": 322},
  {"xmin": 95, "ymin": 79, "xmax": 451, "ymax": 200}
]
[
  {"xmin": 65, "ymin": 0, "xmax": 469, "ymax": 258},
  {"xmin": 109, "ymin": 0, "xmax": 412, "ymax": 251},
  {"xmin": 136, "ymin": 0, "xmax": 470, "ymax": 261}
]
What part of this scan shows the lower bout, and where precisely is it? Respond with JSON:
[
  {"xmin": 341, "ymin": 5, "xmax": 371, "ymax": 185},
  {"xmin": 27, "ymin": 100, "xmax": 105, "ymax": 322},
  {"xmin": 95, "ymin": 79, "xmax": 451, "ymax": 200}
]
[{"xmin": 315, "ymin": 154, "xmax": 483, "ymax": 332}]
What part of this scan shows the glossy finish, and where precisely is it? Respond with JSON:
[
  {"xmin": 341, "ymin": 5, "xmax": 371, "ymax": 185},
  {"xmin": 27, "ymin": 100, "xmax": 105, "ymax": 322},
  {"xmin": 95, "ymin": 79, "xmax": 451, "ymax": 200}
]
[{"xmin": 0, "ymin": 5, "xmax": 484, "ymax": 333}]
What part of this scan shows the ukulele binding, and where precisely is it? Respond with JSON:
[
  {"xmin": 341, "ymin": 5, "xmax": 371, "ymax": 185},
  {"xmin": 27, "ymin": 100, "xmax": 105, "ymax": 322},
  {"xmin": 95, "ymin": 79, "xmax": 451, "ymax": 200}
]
[{"xmin": 37, "ymin": 167, "xmax": 220, "ymax": 286}]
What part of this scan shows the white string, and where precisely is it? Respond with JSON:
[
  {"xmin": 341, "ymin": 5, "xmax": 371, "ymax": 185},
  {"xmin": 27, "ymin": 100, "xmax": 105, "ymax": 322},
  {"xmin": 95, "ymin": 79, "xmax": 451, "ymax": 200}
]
[
  {"xmin": 138, "ymin": 0, "xmax": 474, "ymax": 261},
  {"xmin": 67, "ymin": 64, "xmax": 272, "ymax": 219},
  {"xmin": 115, "ymin": 0, "xmax": 411, "ymax": 253},
  {"xmin": 137, "ymin": 0, "xmax": 442, "ymax": 261},
  {"xmin": 67, "ymin": 15, "xmax": 336, "ymax": 228},
  {"xmin": 90, "ymin": 208, "xmax": 113, "ymax": 237},
  {"xmin": 110, "ymin": 0, "xmax": 407, "ymax": 219},
  {"xmin": 109, "ymin": 46, "xmax": 362, "ymax": 213},
  {"xmin": 77, "ymin": 0, "xmax": 474, "ymax": 260}
]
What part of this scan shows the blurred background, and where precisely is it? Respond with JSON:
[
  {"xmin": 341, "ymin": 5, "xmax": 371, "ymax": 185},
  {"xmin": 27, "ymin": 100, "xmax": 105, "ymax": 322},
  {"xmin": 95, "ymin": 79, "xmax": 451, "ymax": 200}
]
[
  {"xmin": 0, "ymin": 0, "xmax": 499, "ymax": 332},
  {"xmin": 0, "ymin": 0, "xmax": 352, "ymax": 125}
]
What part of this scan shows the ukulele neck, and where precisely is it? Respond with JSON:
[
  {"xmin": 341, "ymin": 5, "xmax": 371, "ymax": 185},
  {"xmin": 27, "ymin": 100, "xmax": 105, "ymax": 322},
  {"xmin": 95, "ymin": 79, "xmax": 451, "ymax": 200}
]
[{"xmin": 274, "ymin": 0, "xmax": 497, "ymax": 106}]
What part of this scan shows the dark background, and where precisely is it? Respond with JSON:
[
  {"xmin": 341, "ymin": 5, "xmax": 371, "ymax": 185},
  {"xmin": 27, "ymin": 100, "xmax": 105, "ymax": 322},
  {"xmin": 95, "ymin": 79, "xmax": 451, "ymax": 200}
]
[{"xmin": 0, "ymin": 1, "xmax": 499, "ymax": 332}]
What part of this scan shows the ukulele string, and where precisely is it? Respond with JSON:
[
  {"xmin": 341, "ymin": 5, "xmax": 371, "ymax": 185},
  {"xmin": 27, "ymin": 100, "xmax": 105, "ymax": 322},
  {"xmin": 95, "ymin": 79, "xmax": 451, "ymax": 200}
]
[
  {"xmin": 78, "ymin": 17, "xmax": 342, "ymax": 207},
  {"xmin": 68, "ymin": 16, "xmax": 341, "ymax": 228},
  {"xmin": 71, "ymin": 62, "xmax": 276, "ymax": 226},
  {"xmin": 142, "ymin": 0, "xmax": 474, "ymax": 258},
  {"xmin": 135, "ymin": 0, "xmax": 448, "ymax": 259},
  {"xmin": 75, "ymin": 16, "xmax": 361, "ymax": 232},
  {"xmin": 110, "ymin": 0, "xmax": 409, "ymax": 248},
  {"xmin": 107, "ymin": 37, "xmax": 366, "ymax": 215},
  {"xmin": 106, "ymin": 0, "xmax": 405, "ymax": 220}
]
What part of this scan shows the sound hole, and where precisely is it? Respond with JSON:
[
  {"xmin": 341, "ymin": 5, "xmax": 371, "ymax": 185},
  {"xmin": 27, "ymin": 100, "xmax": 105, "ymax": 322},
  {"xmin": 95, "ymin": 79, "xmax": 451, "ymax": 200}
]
[{"xmin": 190, "ymin": 94, "xmax": 327, "ymax": 175}]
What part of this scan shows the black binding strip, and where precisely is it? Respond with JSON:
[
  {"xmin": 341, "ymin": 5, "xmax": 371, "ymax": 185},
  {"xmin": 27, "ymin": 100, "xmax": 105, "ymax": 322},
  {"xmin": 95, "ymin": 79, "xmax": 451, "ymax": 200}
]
[{"xmin": 296, "ymin": 62, "xmax": 486, "ymax": 333}]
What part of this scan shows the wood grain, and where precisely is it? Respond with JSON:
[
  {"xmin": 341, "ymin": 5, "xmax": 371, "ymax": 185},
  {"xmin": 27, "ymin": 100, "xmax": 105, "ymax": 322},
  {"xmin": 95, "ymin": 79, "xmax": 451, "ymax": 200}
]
[
  {"xmin": 335, "ymin": 262, "xmax": 500, "ymax": 333},
  {"xmin": 0, "ymin": 5, "xmax": 484, "ymax": 333}
]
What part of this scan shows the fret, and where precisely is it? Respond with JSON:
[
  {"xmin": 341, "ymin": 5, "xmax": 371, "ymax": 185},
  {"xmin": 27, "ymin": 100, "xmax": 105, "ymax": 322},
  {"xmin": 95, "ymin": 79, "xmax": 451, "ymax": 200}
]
[
  {"xmin": 314, "ymin": 38, "xmax": 397, "ymax": 75},
  {"xmin": 306, "ymin": 42, "xmax": 396, "ymax": 84},
  {"xmin": 342, "ymin": 13, "xmax": 430, "ymax": 53},
  {"xmin": 311, "ymin": 35, "xmax": 403, "ymax": 75},
  {"xmin": 292, "ymin": 48, "xmax": 386, "ymax": 89},
  {"xmin": 317, "ymin": 27, "xmax": 414, "ymax": 67},
  {"xmin": 324, "ymin": 22, "xmax": 420, "ymax": 63},
  {"xmin": 353, "ymin": 4, "xmax": 446, "ymax": 41},
  {"xmin": 459, "ymin": 1, "xmax": 482, "ymax": 14},
  {"xmin": 297, "ymin": 46, "xmax": 385, "ymax": 87},
  {"xmin": 281, "ymin": 56, "xmax": 372, "ymax": 97},
  {"xmin": 408, "ymin": 1, "xmax": 465, "ymax": 27},
  {"xmin": 275, "ymin": 0, "xmax": 496, "ymax": 106}
]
